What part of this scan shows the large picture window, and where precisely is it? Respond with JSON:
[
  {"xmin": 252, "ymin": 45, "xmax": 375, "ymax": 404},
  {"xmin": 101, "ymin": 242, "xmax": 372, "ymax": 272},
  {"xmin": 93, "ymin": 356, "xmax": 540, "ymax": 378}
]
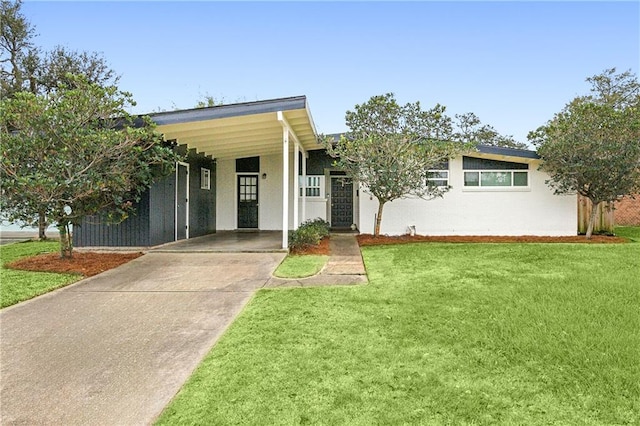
[
  {"xmin": 462, "ymin": 156, "xmax": 529, "ymax": 189},
  {"xmin": 464, "ymin": 170, "xmax": 528, "ymax": 187}
]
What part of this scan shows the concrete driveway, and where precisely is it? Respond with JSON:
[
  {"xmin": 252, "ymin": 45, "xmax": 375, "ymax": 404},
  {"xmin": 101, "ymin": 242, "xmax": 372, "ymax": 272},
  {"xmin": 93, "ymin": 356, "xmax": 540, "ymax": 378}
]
[{"xmin": 0, "ymin": 251, "xmax": 285, "ymax": 425}]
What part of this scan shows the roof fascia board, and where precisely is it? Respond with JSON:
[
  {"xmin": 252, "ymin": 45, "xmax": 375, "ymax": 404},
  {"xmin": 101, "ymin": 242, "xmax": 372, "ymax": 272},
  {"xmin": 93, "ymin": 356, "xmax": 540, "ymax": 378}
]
[
  {"xmin": 150, "ymin": 96, "xmax": 307, "ymax": 126},
  {"xmin": 475, "ymin": 144, "xmax": 540, "ymax": 159}
]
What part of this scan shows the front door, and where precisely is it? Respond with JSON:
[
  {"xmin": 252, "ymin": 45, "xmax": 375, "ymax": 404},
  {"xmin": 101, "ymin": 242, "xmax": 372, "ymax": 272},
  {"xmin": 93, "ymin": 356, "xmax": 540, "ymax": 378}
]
[
  {"xmin": 237, "ymin": 175, "xmax": 258, "ymax": 228},
  {"xmin": 330, "ymin": 177, "xmax": 353, "ymax": 229}
]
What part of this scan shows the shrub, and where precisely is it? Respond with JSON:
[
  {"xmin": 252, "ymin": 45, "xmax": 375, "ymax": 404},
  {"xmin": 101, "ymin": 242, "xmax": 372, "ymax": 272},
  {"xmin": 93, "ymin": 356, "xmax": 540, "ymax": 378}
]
[{"xmin": 289, "ymin": 218, "xmax": 330, "ymax": 250}]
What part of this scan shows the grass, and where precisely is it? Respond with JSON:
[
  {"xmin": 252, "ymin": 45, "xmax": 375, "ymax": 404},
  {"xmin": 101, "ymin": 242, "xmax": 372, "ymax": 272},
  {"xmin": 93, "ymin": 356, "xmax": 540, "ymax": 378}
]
[
  {"xmin": 0, "ymin": 241, "xmax": 78, "ymax": 308},
  {"xmin": 157, "ymin": 238, "xmax": 639, "ymax": 425},
  {"xmin": 616, "ymin": 225, "xmax": 640, "ymax": 242},
  {"xmin": 273, "ymin": 255, "xmax": 328, "ymax": 278}
]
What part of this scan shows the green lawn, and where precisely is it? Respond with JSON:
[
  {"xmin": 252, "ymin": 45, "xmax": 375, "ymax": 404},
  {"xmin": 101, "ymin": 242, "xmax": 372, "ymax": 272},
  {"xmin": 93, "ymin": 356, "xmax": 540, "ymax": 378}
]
[
  {"xmin": 157, "ymin": 239, "xmax": 639, "ymax": 425},
  {"xmin": 274, "ymin": 254, "xmax": 328, "ymax": 278},
  {"xmin": 616, "ymin": 225, "xmax": 640, "ymax": 242},
  {"xmin": 0, "ymin": 241, "xmax": 78, "ymax": 308}
]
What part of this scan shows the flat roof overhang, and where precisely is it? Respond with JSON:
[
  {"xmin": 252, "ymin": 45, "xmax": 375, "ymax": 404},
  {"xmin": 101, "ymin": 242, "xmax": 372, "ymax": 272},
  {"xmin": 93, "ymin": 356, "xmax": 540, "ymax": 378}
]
[
  {"xmin": 150, "ymin": 96, "xmax": 321, "ymax": 160},
  {"xmin": 471, "ymin": 144, "xmax": 541, "ymax": 164}
]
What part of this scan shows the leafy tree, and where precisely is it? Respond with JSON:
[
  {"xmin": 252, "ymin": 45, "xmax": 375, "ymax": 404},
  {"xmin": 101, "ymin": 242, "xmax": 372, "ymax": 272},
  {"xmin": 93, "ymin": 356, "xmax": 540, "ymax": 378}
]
[
  {"xmin": 0, "ymin": 75, "xmax": 179, "ymax": 257},
  {"xmin": 0, "ymin": 0, "xmax": 38, "ymax": 96},
  {"xmin": 1, "ymin": 0, "xmax": 119, "ymax": 239},
  {"xmin": 529, "ymin": 68, "xmax": 640, "ymax": 238},
  {"xmin": 325, "ymin": 93, "xmax": 472, "ymax": 236},
  {"xmin": 37, "ymin": 45, "xmax": 119, "ymax": 93},
  {"xmin": 454, "ymin": 112, "xmax": 527, "ymax": 149}
]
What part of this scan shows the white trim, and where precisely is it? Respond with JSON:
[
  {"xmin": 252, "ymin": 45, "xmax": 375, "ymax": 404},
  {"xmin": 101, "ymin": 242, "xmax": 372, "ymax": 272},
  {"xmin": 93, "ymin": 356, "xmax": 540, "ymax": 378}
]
[
  {"xmin": 293, "ymin": 142, "xmax": 300, "ymax": 230},
  {"xmin": 235, "ymin": 172, "xmax": 260, "ymax": 229},
  {"xmin": 463, "ymin": 169, "xmax": 530, "ymax": 190},
  {"xmin": 200, "ymin": 167, "xmax": 211, "ymax": 190},
  {"xmin": 277, "ymin": 111, "xmax": 300, "ymax": 145},
  {"xmin": 281, "ymin": 127, "xmax": 289, "ymax": 249},
  {"xmin": 175, "ymin": 161, "xmax": 190, "ymax": 241},
  {"xmin": 301, "ymin": 151, "xmax": 307, "ymax": 224}
]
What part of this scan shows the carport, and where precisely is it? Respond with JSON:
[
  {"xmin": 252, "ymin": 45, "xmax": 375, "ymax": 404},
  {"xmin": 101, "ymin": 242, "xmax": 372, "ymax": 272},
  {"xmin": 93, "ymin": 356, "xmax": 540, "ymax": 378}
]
[{"xmin": 151, "ymin": 96, "xmax": 320, "ymax": 249}]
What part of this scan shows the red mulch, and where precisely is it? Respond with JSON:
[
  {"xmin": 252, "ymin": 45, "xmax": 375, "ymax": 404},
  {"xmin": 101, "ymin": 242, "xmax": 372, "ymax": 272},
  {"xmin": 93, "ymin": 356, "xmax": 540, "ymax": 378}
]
[
  {"xmin": 6, "ymin": 251, "xmax": 143, "ymax": 277},
  {"xmin": 357, "ymin": 234, "xmax": 628, "ymax": 246},
  {"xmin": 290, "ymin": 236, "xmax": 331, "ymax": 255}
]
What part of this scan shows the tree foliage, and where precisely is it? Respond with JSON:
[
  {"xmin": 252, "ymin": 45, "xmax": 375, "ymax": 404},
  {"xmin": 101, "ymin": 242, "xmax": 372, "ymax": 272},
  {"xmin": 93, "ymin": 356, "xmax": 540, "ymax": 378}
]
[
  {"xmin": 0, "ymin": 0, "xmax": 38, "ymax": 96},
  {"xmin": 325, "ymin": 93, "xmax": 473, "ymax": 236},
  {"xmin": 1, "ymin": 0, "xmax": 120, "ymax": 238},
  {"xmin": 529, "ymin": 68, "xmax": 640, "ymax": 238},
  {"xmin": 0, "ymin": 75, "xmax": 179, "ymax": 257},
  {"xmin": 454, "ymin": 112, "xmax": 527, "ymax": 149}
]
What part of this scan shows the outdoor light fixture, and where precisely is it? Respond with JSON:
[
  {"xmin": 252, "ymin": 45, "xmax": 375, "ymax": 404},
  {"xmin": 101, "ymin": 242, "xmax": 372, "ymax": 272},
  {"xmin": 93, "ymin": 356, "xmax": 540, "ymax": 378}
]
[{"xmin": 262, "ymin": 173, "xmax": 267, "ymax": 180}]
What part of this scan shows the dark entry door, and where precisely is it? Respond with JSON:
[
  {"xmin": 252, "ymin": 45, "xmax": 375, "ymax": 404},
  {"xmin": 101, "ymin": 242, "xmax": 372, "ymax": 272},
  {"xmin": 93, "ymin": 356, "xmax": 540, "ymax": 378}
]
[
  {"xmin": 176, "ymin": 163, "xmax": 188, "ymax": 240},
  {"xmin": 331, "ymin": 177, "xmax": 353, "ymax": 229},
  {"xmin": 238, "ymin": 175, "xmax": 258, "ymax": 228}
]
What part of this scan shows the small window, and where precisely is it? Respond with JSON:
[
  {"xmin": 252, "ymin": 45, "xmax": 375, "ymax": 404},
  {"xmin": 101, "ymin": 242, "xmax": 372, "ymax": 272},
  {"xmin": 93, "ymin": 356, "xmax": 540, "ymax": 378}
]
[
  {"xmin": 201, "ymin": 168, "xmax": 211, "ymax": 190},
  {"xmin": 514, "ymin": 172, "xmax": 528, "ymax": 186},
  {"xmin": 300, "ymin": 176, "xmax": 322, "ymax": 197},
  {"xmin": 427, "ymin": 170, "xmax": 449, "ymax": 187},
  {"xmin": 464, "ymin": 171, "xmax": 480, "ymax": 187}
]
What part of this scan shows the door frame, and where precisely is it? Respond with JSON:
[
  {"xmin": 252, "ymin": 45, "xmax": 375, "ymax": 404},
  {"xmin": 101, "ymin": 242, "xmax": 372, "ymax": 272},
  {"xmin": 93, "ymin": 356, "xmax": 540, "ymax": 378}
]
[
  {"xmin": 236, "ymin": 173, "xmax": 260, "ymax": 229},
  {"xmin": 327, "ymin": 172, "xmax": 356, "ymax": 230},
  {"xmin": 175, "ymin": 161, "xmax": 190, "ymax": 240}
]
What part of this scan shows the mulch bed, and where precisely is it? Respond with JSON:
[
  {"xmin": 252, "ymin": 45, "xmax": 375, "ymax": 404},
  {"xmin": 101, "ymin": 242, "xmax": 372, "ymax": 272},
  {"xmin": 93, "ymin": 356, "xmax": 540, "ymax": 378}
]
[
  {"xmin": 290, "ymin": 236, "xmax": 331, "ymax": 255},
  {"xmin": 357, "ymin": 234, "xmax": 628, "ymax": 246},
  {"xmin": 6, "ymin": 251, "xmax": 143, "ymax": 277}
]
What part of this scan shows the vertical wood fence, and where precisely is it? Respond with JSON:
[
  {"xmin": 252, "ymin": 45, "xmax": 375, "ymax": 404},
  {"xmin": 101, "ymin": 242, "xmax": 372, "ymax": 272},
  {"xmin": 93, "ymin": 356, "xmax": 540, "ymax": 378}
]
[{"xmin": 577, "ymin": 195, "xmax": 614, "ymax": 235}]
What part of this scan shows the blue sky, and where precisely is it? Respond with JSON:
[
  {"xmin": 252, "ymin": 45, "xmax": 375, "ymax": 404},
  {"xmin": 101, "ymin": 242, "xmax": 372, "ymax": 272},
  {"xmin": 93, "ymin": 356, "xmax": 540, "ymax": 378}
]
[{"xmin": 23, "ymin": 1, "xmax": 639, "ymax": 144}]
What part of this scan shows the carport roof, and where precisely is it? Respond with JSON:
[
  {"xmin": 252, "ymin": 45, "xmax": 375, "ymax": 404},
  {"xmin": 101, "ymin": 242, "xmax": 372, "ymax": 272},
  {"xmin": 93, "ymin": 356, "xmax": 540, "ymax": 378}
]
[{"xmin": 149, "ymin": 96, "xmax": 321, "ymax": 160}]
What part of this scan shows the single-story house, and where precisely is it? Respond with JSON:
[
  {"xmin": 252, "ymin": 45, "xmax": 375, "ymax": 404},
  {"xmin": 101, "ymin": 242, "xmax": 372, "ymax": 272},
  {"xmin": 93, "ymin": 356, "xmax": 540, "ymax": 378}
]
[{"xmin": 74, "ymin": 96, "xmax": 576, "ymax": 249}]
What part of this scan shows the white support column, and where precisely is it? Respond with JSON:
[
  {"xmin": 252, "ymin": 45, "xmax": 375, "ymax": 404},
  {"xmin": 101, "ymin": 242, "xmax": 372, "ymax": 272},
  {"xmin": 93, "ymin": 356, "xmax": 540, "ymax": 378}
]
[
  {"xmin": 293, "ymin": 142, "xmax": 300, "ymax": 230},
  {"xmin": 301, "ymin": 151, "xmax": 307, "ymax": 224},
  {"xmin": 281, "ymin": 127, "xmax": 289, "ymax": 249}
]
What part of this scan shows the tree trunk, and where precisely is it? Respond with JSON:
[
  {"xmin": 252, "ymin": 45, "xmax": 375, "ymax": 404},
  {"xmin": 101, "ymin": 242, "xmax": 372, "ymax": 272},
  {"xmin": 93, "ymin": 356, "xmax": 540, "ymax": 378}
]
[
  {"xmin": 38, "ymin": 211, "xmax": 47, "ymax": 240},
  {"xmin": 374, "ymin": 200, "xmax": 386, "ymax": 236},
  {"xmin": 58, "ymin": 223, "xmax": 73, "ymax": 258},
  {"xmin": 586, "ymin": 199, "xmax": 601, "ymax": 239}
]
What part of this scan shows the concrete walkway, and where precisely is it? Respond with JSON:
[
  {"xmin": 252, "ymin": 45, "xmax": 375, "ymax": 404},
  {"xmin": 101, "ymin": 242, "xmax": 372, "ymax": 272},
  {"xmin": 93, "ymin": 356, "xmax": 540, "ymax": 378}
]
[
  {"xmin": 0, "ymin": 251, "xmax": 285, "ymax": 425},
  {"xmin": 0, "ymin": 233, "xmax": 367, "ymax": 425},
  {"xmin": 265, "ymin": 233, "xmax": 368, "ymax": 287}
]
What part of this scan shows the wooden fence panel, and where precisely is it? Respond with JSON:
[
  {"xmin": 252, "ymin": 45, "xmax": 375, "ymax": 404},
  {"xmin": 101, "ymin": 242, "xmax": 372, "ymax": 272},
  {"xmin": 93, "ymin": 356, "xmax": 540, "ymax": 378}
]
[{"xmin": 577, "ymin": 195, "xmax": 614, "ymax": 234}]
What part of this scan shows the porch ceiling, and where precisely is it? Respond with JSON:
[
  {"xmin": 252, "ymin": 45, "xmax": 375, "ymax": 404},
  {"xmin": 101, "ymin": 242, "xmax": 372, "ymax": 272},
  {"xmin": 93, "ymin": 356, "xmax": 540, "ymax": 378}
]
[{"xmin": 151, "ymin": 96, "xmax": 321, "ymax": 160}]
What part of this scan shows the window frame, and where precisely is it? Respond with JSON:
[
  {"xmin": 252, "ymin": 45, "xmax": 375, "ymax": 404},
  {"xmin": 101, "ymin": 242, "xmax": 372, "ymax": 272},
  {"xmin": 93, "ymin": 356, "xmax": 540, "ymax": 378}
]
[
  {"xmin": 463, "ymin": 169, "xmax": 530, "ymax": 190},
  {"xmin": 299, "ymin": 175, "xmax": 323, "ymax": 197},
  {"xmin": 200, "ymin": 167, "xmax": 211, "ymax": 190},
  {"xmin": 426, "ymin": 169, "xmax": 449, "ymax": 188}
]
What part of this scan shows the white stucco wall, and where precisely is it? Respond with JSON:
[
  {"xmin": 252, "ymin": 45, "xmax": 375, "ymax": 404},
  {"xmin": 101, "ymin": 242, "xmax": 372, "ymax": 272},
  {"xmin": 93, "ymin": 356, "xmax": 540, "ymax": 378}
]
[
  {"xmin": 217, "ymin": 152, "xmax": 575, "ymax": 236},
  {"xmin": 357, "ymin": 156, "xmax": 576, "ymax": 236},
  {"xmin": 216, "ymin": 152, "xmax": 300, "ymax": 231},
  {"xmin": 302, "ymin": 198, "xmax": 329, "ymax": 222}
]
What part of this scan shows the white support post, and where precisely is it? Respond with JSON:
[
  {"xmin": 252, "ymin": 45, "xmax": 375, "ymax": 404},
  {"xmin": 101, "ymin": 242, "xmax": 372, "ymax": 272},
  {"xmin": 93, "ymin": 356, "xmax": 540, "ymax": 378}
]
[
  {"xmin": 301, "ymin": 151, "xmax": 307, "ymax": 224},
  {"xmin": 293, "ymin": 142, "xmax": 300, "ymax": 230},
  {"xmin": 282, "ymin": 127, "xmax": 289, "ymax": 249}
]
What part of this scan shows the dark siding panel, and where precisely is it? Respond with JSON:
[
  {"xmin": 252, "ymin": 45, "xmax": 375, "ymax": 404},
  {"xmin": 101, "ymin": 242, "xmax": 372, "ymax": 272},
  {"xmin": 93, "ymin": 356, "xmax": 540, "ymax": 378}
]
[
  {"xmin": 462, "ymin": 156, "xmax": 529, "ymax": 170},
  {"xmin": 73, "ymin": 144, "xmax": 216, "ymax": 247},
  {"xmin": 187, "ymin": 149, "xmax": 216, "ymax": 238},
  {"xmin": 305, "ymin": 149, "xmax": 335, "ymax": 175},
  {"xmin": 149, "ymin": 173, "xmax": 176, "ymax": 246},
  {"xmin": 73, "ymin": 192, "xmax": 151, "ymax": 247}
]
